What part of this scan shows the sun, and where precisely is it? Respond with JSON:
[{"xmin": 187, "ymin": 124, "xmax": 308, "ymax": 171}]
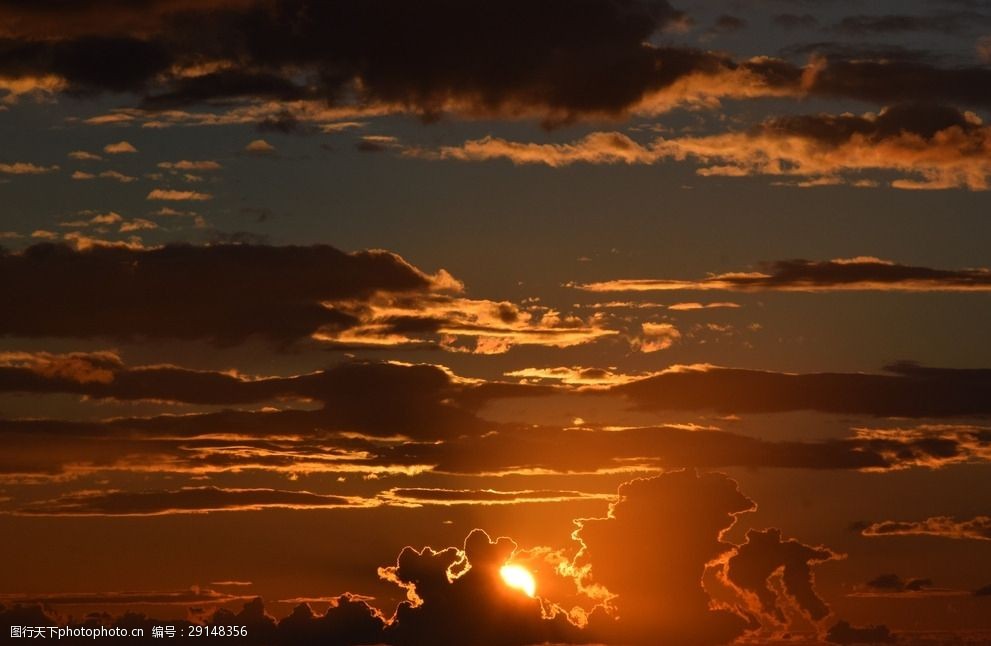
[{"xmin": 499, "ymin": 564, "xmax": 536, "ymax": 597}]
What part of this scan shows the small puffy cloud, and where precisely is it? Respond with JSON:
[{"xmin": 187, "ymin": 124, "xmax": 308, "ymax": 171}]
[
  {"xmin": 146, "ymin": 188, "xmax": 213, "ymax": 201},
  {"xmin": 68, "ymin": 150, "xmax": 102, "ymax": 161},
  {"xmin": 59, "ymin": 211, "xmax": 123, "ymax": 227},
  {"xmin": 119, "ymin": 218, "xmax": 158, "ymax": 232},
  {"xmin": 99, "ymin": 170, "xmax": 137, "ymax": 182},
  {"xmin": 634, "ymin": 322, "xmax": 680, "ymax": 352},
  {"xmin": 103, "ymin": 140, "xmax": 137, "ymax": 154},
  {"xmin": 243, "ymin": 139, "xmax": 276, "ymax": 155}
]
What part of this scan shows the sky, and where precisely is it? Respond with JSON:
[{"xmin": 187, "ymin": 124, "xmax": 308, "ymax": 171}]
[{"xmin": 1, "ymin": 1, "xmax": 991, "ymax": 644}]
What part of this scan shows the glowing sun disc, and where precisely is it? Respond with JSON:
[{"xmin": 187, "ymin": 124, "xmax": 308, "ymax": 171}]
[{"xmin": 500, "ymin": 564, "xmax": 536, "ymax": 597}]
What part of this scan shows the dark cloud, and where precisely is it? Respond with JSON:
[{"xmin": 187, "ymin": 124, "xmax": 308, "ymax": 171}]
[
  {"xmin": 0, "ymin": 595, "xmax": 389, "ymax": 646},
  {"xmin": 720, "ymin": 528, "xmax": 840, "ymax": 626},
  {"xmin": 865, "ymin": 573, "xmax": 934, "ymax": 593},
  {"xmin": 380, "ymin": 528, "xmax": 580, "ymax": 645},
  {"xmin": 826, "ymin": 620, "xmax": 895, "ymax": 645},
  {"xmin": 273, "ymin": 595, "xmax": 387, "ymax": 646},
  {"xmin": 807, "ymin": 60, "xmax": 991, "ymax": 111},
  {"xmin": 5, "ymin": 0, "xmax": 991, "ymax": 122},
  {"xmin": 579, "ymin": 254, "xmax": 991, "ymax": 292},
  {"xmin": 0, "ymin": 0, "xmax": 710, "ymax": 123},
  {"xmin": 0, "ymin": 588, "xmax": 249, "ymax": 607},
  {"xmin": 391, "ymin": 422, "xmax": 991, "ymax": 476},
  {"xmin": 833, "ymin": 12, "xmax": 991, "ymax": 35},
  {"xmin": 1, "ymin": 474, "xmax": 845, "ymax": 644},
  {"xmin": 256, "ymin": 110, "xmax": 309, "ymax": 134},
  {"xmin": 975, "ymin": 583, "xmax": 991, "ymax": 596},
  {"xmin": 860, "ymin": 515, "xmax": 991, "ymax": 540},
  {"xmin": 355, "ymin": 139, "xmax": 389, "ymax": 153},
  {"xmin": 574, "ymin": 471, "xmax": 755, "ymax": 644},
  {"xmin": 779, "ymin": 42, "xmax": 938, "ymax": 64},
  {"xmin": 16, "ymin": 486, "xmax": 367, "ymax": 516},
  {"xmin": 0, "ymin": 243, "xmax": 445, "ymax": 345},
  {"xmin": 612, "ymin": 363, "xmax": 991, "ymax": 418}
]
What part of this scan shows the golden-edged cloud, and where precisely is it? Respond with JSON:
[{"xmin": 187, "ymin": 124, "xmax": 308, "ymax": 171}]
[{"xmin": 575, "ymin": 257, "xmax": 991, "ymax": 293}]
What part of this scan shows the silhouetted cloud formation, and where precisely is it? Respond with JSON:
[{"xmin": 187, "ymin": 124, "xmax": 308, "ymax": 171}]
[
  {"xmin": 861, "ymin": 515, "xmax": 991, "ymax": 540},
  {"xmin": 0, "ymin": 472, "xmax": 846, "ymax": 644},
  {"xmin": 578, "ymin": 255, "xmax": 991, "ymax": 292},
  {"xmin": 15, "ymin": 486, "xmax": 369, "ymax": 516},
  {"xmin": 379, "ymin": 528, "xmax": 579, "ymax": 645},
  {"xmin": 720, "ymin": 528, "xmax": 840, "ymax": 626},
  {"xmin": 573, "ymin": 471, "xmax": 754, "ymax": 644},
  {"xmin": 612, "ymin": 363, "xmax": 991, "ymax": 417},
  {"xmin": 0, "ymin": 243, "xmax": 447, "ymax": 345},
  {"xmin": 826, "ymin": 620, "xmax": 895, "ymax": 644}
]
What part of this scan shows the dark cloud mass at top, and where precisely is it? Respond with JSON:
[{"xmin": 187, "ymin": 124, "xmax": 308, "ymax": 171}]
[{"xmin": 4, "ymin": 0, "xmax": 991, "ymax": 120}]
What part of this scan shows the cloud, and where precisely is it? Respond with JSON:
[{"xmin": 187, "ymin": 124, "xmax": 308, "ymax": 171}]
[
  {"xmin": 633, "ymin": 322, "xmax": 680, "ymax": 352},
  {"xmin": 433, "ymin": 104, "xmax": 991, "ymax": 190},
  {"xmin": 58, "ymin": 211, "xmax": 123, "ymax": 227},
  {"xmin": 825, "ymin": 620, "xmax": 895, "ymax": 644},
  {"xmin": 98, "ymin": 169, "xmax": 137, "ymax": 182},
  {"xmin": 0, "ymin": 243, "xmax": 449, "ymax": 345},
  {"xmin": 118, "ymin": 218, "xmax": 158, "ymax": 232},
  {"xmin": 0, "ymin": 588, "xmax": 250, "ymax": 607},
  {"xmin": 718, "ymin": 528, "xmax": 840, "ymax": 627},
  {"xmin": 0, "ymin": 350, "xmax": 121, "ymax": 384},
  {"xmin": 860, "ymin": 516, "xmax": 991, "ymax": 541},
  {"xmin": 15, "ymin": 486, "xmax": 370, "ymax": 516},
  {"xmin": 576, "ymin": 257, "xmax": 991, "ymax": 292},
  {"xmin": 379, "ymin": 528, "xmax": 580, "ymax": 645},
  {"xmin": 316, "ymin": 292, "xmax": 615, "ymax": 354},
  {"xmin": 0, "ymin": 162, "xmax": 59, "ymax": 174},
  {"xmin": 243, "ymin": 139, "xmax": 276, "ymax": 155},
  {"xmin": 0, "ymin": 0, "xmax": 802, "ymax": 123},
  {"xmin": 416, "ymin": 132, "xmax": 659, "ymax": 166},
  {"xmin": 612, "ymin": 363, "xmax": 991, "ymax": 418},
  {"xmin": 667, "ymin": 301, "xmax": 740, "ymax": 310},
  {"xmin": 573, "ymin": 471, "xmax": 754, "ymax": 644},
  {"xmin": 157, "ymin": 160, "xmax": 222, "ymax": 170},
  {"xmin": 146, "ymin": 188, "xmax": 213, "ymax": 200},
  {"xmin": 654, "ymin": 104, "xmax": 991, "ymax": 190},
  {"xmin": 504, "ymin": 366, "xmax": 649, "ymax": 386},
  {"xmin": 846, "ymin": 573, "xmax": 966, "ymax": 598},
  {"xmin": 67, "ymin": 150, "xmax": 102, "ymax": 161},
  {"xmin": 381, "ymin": 488, "xmax": 609, "ymax": 506},
  {"xmin": 0, "ymin": 473, "xmax": 847, "ymax": 644},
  {"xmin": 102, "ymin": 140, "xmax": 137, "ymax": 154}
]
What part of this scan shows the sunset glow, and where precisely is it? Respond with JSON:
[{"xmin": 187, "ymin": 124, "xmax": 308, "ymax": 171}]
[
  {"xmin": 2, "ymin": 1, "xmax": 990, "ymax": 644},
  {"xmin": 499, "ymin": 564, "xmax": 537, "ymax": 598}
]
